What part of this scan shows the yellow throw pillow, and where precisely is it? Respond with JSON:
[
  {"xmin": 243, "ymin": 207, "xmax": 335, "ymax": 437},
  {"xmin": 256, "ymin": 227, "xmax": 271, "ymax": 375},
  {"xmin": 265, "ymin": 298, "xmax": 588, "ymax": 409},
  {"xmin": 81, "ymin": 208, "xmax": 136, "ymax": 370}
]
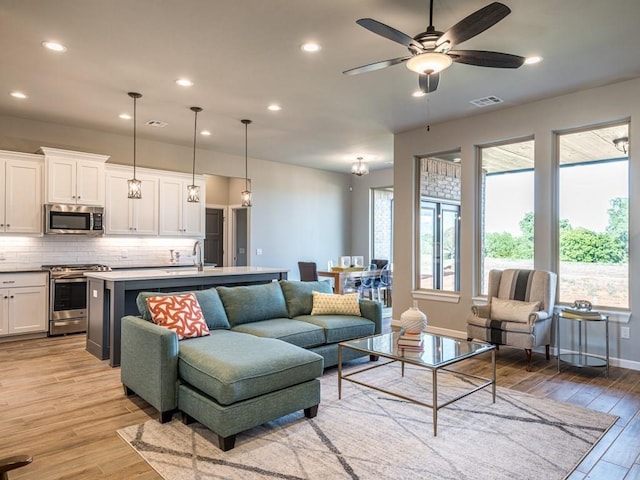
[
  {"xmin": 146, "ymin": 292, "xmax": 210, "ymax": 340},
  {"xmin": 491, "ymin": 297, "xmax": 540, "ymax": 323},
  {"xmin": 311, "ymin": 292, "xmax": 361, "ymax": 316}
]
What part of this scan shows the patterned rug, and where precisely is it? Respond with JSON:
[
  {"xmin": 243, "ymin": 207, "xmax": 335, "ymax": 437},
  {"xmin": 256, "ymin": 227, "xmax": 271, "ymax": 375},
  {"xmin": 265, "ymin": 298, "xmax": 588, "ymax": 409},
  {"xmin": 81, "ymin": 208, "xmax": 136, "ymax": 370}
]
[{"xmin": 118, "ymin": 363, "xmax": 617, "ymax": 480}]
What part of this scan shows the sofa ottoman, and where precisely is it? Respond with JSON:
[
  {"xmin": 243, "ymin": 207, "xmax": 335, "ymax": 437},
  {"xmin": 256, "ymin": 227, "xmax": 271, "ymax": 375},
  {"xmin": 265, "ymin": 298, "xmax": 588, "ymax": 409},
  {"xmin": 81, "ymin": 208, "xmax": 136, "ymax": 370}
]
[{"xmin": 177, "ymin": 330, "xmax": 323, "ymax": 450}]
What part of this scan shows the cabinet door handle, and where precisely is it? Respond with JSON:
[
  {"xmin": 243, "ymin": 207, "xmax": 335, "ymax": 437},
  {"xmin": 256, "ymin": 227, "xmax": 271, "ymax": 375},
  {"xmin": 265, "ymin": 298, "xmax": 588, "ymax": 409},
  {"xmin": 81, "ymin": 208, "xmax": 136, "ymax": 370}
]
[
  {"xmin": 9, "ymin": 295, "xmax": 13, "ymax": 299},
  {"xmin": 78, "ymin": 196, "xmax": 81, "ymax": 199}
]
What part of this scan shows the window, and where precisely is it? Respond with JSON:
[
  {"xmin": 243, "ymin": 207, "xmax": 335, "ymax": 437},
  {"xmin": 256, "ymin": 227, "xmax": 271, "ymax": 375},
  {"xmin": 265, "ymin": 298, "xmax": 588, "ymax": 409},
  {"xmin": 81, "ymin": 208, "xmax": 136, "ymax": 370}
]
[
  {"xmin": 417, "ymin": 153, "xmax": 461, "ymax": 292},
  {"xmin": 557, "ymin": 123, "xmax": 629, "ymax": 309},
  {"xmin": 479, "ymin": 139, "xmax": 534, "ymax": 294},
  {"xmin": 371, "ymin": 187, "xmax": 393, "ymax": 263}
]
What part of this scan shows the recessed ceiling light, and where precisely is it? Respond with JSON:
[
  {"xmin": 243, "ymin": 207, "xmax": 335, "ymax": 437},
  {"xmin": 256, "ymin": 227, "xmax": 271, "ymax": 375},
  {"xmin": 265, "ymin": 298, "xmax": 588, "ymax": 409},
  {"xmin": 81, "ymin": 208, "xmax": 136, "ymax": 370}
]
[
  {"xmin": 10, "ymin": 91, "xmax": 28, "ymax": 99},
  {"xmin": 412, "ymin": 90, "xmax": 426, "ymax": 97},
  {"xmin": 176, "ymin": 78, "xmax": 194, "ymax": 87},
  {"xmin": 42, "ymin": 41, "xmax": 67, "ymax": 52},
  {"xmin": 119, "ymin": 113, "xmax": 131, "ymax": 120},
  {"xmin": 301, "ymin": 43, "xmax": 321, "ymax": 52},
  {"xmin": 267, "ymin": 104, "xmax": 282, "ymax": 111},
  {"xmin": 200, "ymin": 130, "xmax": 211, "ymax": 136},
  {"xmin": 525, "ymin": 56, "xmax": 543, "ymax": 65}
]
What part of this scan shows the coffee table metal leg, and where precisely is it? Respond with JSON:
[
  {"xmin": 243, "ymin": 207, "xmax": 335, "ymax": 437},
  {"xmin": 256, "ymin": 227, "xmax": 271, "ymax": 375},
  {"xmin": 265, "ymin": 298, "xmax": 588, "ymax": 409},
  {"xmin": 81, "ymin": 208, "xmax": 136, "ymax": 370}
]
[
  {"xmin": 338, "ymin": 345, "xmax": 342, "ymax": 399},
  {"xmin": 432, "ymin": 369, "xmax": 438, "ymax": 436},
  {"xmin": 492, "ymin": 348, "xmax": 496, "ymax": 403}
]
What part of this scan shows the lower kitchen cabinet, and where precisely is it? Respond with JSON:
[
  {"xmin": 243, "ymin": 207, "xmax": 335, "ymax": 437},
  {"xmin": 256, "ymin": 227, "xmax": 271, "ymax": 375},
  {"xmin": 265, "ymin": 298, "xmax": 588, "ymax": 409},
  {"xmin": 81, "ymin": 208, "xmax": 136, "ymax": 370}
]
[{"xmin": 0, "ymin": 273, "xmax": 48, "ymax": 337}]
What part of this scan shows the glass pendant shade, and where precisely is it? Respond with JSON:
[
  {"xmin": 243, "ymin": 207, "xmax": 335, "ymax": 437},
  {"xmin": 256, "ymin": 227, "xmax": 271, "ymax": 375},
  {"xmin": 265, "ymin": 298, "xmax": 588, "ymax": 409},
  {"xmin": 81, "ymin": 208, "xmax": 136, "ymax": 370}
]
[
  {"xmin": 241, "ymin": 119, "xmax": 253, "ymax": 207},
  {"xmin": 127, "ymin": 178, "xmax": 142, "ymax": 199},
  {"xmin": 187, "ymin": 106, "xmax": 203, "ymax": 203},
  {"xmin": 187, "ymin": 184, "xmax": 201, "ymax": 203},
  {"xmin": 127, "ymin": 92, "xmax": 143, "ymax": 199},
  {"xmin": 241, "ymin": 189, "xmax": 252, "ymax": 207},
  {"xmin": 406, "ymin": 52, "xmax": 452, "ymax": 74}
]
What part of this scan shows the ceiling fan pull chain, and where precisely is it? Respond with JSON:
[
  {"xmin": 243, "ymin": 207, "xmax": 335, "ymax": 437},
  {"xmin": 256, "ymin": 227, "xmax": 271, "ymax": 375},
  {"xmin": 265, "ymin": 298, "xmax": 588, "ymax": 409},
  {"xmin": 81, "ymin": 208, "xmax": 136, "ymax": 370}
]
[{"xmin": 426, "ymin": 93, "xmax": 431, "ymax": 132}]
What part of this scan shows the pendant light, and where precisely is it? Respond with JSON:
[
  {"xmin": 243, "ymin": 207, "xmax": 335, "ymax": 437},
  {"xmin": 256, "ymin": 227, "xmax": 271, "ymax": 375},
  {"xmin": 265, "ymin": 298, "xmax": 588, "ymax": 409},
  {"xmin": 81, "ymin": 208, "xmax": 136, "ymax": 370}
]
[
  {"xmin": 127, "ymin": 92, "xmax": 143, "ymax": 199},
  {"xmin": 351, "ymin": 156, "xmax": 369, "ymax": 176},
  {"xmin": 187, "ymin": 106, "xmax": 202, "ymax": 203},
  {"xmin": 240, "ymin": 119, "xmax": 252, "ymax": 207}
]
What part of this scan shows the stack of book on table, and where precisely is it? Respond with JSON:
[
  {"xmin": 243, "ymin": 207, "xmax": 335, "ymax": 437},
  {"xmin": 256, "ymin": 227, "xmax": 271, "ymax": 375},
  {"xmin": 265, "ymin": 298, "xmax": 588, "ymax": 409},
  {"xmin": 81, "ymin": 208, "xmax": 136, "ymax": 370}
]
[
  {"xmin": 561, "ymin": 308, "xmax": 603, "ymax": 319},
  {"xmin": 397, "ymin": 331, "xmax": 424, "ymax": 351}
]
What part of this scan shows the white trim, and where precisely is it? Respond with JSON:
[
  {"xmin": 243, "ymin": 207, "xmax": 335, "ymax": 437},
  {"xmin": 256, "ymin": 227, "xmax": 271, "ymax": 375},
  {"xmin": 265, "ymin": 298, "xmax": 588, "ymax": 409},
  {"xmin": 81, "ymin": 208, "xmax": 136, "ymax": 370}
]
[{"xmin": 412, "ymin": 290, "xmax": 460, "ymax": 303}]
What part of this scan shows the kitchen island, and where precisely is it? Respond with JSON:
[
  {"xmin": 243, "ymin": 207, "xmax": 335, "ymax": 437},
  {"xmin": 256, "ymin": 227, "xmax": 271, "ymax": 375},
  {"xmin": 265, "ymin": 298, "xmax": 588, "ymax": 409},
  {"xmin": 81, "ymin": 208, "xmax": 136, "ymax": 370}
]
[{"xmin": 84, "ymin": 266, "xmax": 288, "ymax": 366}]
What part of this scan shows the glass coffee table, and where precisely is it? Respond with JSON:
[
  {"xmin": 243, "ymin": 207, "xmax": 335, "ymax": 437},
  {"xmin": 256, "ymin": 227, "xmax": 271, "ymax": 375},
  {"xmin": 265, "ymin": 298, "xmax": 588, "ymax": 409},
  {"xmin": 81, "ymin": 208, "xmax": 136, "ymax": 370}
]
[{"xmin": 338, "ymin": 332, "xmax": 496, "ymax": 436}]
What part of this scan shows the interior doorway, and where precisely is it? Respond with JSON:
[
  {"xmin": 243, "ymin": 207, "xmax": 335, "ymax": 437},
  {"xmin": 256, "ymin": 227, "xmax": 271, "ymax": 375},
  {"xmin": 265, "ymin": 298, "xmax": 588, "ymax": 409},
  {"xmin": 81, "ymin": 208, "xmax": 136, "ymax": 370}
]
[
  {"xmin": 229, "ymin": 206, "xmax": 250, "ymax": 266},
  {"xmin": 204, "ymin": 208, "xmax": 224, "ymax": 267}
]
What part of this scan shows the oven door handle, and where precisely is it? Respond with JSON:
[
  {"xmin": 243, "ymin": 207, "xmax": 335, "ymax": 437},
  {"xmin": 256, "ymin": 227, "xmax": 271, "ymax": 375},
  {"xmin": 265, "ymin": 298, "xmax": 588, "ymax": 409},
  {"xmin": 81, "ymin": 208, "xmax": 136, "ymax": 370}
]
[{"xmin": 52, "ymin": 277, "xmax": 88, "ymax": 283}]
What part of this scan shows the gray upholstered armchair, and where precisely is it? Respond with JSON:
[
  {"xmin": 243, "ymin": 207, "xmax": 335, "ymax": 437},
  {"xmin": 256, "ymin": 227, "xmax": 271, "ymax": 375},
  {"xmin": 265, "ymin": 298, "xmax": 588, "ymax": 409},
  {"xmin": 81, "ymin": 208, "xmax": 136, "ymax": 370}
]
[{"xmin": 467, "ymin": 269, "xmax": 557, "ymax": 371}]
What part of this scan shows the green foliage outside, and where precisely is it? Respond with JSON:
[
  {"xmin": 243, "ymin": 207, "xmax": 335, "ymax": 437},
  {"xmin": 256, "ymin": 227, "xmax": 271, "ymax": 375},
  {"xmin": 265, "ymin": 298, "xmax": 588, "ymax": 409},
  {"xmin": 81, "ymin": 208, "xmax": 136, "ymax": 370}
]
[{"xmin": 484, "ymin": 198, "xmax": 628, "ymax": 264}]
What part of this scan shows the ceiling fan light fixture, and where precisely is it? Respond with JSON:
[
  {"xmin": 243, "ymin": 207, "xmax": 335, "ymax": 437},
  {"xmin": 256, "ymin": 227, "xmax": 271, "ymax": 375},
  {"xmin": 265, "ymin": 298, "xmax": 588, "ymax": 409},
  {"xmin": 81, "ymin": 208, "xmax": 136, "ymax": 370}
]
[{"xmin": 406, "ymin": 52, "xmax": 452, "ymax": 75}]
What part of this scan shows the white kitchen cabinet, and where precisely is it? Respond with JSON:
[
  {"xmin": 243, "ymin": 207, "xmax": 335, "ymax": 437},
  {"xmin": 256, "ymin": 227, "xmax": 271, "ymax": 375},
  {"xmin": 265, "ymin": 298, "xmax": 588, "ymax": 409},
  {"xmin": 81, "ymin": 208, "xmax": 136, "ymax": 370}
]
[
  {"xmin": 40, "ymin": 147, "xmax": 109, "ymax": 206},
  {"xmin": 0, "ymin": 150, "xmax": 43, "ymax": 234},
  {"xmin": 105, "ymin": 166, "xmax": 158, "ymax": 235},
  {"xmin": 159, "ymin": 175, "xmax": 205, "ymax": 236},
  {"xmin": 0, "ymin": 272, "xmax": 48, "ymax": 336}
]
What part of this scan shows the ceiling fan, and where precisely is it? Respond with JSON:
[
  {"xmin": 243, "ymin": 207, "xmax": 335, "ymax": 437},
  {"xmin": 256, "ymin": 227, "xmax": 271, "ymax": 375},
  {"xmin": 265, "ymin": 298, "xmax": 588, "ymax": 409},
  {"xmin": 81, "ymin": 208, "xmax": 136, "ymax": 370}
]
[{"xmin": 343, "ymin": 1, "xmax": 525, "ymax": 93}]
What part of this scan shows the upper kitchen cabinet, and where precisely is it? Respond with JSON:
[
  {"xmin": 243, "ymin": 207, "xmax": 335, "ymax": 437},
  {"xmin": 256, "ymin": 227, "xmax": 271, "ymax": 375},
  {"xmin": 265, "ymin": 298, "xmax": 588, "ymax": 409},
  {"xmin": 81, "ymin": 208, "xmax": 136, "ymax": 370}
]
[
  {"xmin": 0, "ymin": 150, "xmax": 43, "ymax": 234},
  {"xmin": 105, "ymin": 165, "xmax": 158, "ymax": 235},
  {"xmin": 159, "ymin": 174, "xmax": 206, "ymax": 237},
  {"xmin": 39, "ymin": 147, "xmax": 109, "ymax": 206}
]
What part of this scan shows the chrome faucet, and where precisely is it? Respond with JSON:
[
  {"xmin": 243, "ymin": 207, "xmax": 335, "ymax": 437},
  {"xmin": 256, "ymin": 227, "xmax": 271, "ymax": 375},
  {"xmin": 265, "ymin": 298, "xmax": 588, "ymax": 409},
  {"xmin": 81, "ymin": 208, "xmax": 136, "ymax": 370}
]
[{"xmin": 192, "ymin": 240, "xmax": 203, "ymax": 272}]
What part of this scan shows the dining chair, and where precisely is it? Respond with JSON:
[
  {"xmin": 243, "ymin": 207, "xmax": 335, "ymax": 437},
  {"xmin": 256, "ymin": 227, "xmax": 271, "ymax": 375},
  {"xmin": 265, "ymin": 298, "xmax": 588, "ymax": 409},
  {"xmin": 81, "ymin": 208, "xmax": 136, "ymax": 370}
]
[
  {"xmin": 297, "ymin": 262, "xmax": 318, "ymax": 281},
  {"xmin": 377, "ymin": 263, "xmax": 392, "ymax": 307},
  {"xmin": 358, "ymin": 264, "xmax": 378, "ymax": 301}
]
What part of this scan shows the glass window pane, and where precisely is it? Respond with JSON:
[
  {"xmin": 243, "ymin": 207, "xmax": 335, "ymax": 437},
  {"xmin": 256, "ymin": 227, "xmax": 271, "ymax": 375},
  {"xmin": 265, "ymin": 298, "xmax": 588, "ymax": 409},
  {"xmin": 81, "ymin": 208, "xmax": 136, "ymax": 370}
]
[
  {"xmin": 558, "ymin": 124, "xmax": 629, "ymax": 309},
  {"xmin": 417, "ymin": 152, "xmax": 461, "ymax": 292},
  {"xmin": 479, "ymin": 139, "xmax": 534, "ymax": 294}
]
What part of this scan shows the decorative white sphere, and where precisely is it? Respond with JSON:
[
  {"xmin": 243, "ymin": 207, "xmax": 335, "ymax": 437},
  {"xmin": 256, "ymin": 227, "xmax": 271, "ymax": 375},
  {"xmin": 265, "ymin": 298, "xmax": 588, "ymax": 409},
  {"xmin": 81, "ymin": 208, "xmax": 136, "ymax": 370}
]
[{"xmin": 400, "ymin": 302, "xmax": 427, "ymax": 333}]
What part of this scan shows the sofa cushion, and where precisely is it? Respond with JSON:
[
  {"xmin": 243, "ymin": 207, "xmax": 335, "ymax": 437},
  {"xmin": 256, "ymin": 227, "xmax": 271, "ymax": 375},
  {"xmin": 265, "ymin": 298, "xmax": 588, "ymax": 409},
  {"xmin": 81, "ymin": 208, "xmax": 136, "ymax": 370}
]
[
  {"xmin": 146, "ymin": 293, "xmax": 210, "ymax": 340},
  {"xmin": 279, "ymin": 280, "xmax": 333, "ymax": 318},
  {"xmin": 311, "ymin": 292, "xmax": 361, "ymax": 316},
  {"xmin": 178, "ymin": 330, "xmax": 323, "ymax": 405},
  {"xmin": 136, "ymin": 289, "xmax": 230, "ymax": 330},
  {"xmin": 491, "ymin": 297, "xmax": 540, "ymax": 323},
  {"xmin": 295, "ymin": 314, "xmax": 375, "ymax": 343},
  {"xmin": 231, "ymin": 318, "xmax": 326, "ymax": 348},
  {"xmin": 217, "ymin": 282, "xmax": 289, "ymax": 326}
]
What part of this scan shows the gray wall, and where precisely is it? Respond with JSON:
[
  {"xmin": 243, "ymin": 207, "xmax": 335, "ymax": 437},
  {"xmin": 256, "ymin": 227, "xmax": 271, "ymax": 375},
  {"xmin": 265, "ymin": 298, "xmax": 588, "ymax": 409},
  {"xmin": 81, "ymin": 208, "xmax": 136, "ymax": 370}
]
[
  {"xmin": 0, "ymin": 113, "xmax": 352, "ymax": 280},
  {"xmin": 393, "ymin": 77, "xmax": 640, "ymax": 368}
]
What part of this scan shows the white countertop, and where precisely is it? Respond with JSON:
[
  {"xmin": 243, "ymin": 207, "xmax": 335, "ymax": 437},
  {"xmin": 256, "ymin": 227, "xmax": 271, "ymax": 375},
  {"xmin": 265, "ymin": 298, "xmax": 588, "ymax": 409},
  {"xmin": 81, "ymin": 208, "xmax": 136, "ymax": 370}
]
[{"xmin": 84, "ymin": 266, "xmax": 289, "ymax": 281}]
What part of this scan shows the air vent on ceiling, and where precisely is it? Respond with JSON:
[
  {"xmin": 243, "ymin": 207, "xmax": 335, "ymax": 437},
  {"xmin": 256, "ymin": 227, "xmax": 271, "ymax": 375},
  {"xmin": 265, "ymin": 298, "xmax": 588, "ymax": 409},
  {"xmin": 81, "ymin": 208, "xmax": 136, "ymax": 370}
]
[
  {"xmin": 146, "ymin": 120, "xmax": 168, "ymax": 128},
  {"xmin": 470, "ymin": 96, "xmax": 503, "ymax": 108}
]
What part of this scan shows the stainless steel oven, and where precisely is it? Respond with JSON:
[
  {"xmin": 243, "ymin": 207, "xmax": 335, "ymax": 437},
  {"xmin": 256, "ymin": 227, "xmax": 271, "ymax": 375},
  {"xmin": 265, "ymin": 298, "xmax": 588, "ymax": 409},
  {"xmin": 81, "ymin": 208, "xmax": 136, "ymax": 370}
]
[{"xmin": 43, "ymin": 264, "xmax": 111, "ymax": 335}]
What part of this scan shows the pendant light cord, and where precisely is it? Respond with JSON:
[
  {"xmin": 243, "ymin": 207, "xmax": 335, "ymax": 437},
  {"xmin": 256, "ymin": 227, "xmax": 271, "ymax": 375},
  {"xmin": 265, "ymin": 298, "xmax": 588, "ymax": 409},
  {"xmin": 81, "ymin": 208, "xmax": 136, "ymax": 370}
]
[
  {"xmin": 133, "ymin": 95, "xmax": 137, "ymax": 179},
  {"xmin": 192, "ymin": 109, "xmax": 198, "ymax": 185},
  {"xmin": 245, "ymin": 121, "xmax": 248, "ymax": 191}
]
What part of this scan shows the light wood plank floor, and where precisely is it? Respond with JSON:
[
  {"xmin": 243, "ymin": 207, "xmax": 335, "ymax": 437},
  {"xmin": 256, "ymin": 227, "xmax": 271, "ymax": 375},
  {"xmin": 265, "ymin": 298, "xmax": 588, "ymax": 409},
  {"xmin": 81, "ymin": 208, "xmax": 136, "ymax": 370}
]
[{"xmin": 1, "ymin": 334, "xmax": 639, "ymax": 479}]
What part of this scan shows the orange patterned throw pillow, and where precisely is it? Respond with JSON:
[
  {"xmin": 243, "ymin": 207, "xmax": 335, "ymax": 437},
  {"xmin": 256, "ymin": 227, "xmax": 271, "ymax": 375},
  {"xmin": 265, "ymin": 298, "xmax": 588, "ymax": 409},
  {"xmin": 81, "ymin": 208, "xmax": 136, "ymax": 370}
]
[{"xmin": 146, "ymin": 293, "xmax": 210, "ymax": 340}]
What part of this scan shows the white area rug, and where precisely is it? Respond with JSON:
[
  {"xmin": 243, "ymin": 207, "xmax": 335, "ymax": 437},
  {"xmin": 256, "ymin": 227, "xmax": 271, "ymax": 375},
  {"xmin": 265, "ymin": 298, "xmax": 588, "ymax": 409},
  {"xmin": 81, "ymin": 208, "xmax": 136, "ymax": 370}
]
[{"xmin": 118, "ymin": 363, "xmax": 616, "ymax": 480}]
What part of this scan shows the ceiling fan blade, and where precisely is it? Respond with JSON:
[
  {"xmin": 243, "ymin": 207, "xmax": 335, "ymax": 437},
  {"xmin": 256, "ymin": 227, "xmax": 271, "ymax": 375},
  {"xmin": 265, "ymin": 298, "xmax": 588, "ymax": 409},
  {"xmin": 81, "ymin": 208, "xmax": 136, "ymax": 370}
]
[
  {"xmin": 343, "ymin": 56, "xmax": 411, "ymax": 75},
  {"xmin": 449, "ymin": 50, "xmax": 525, "ymax": 68},
  {"xmin": 356, "ymin": 18, "xmax": 423, "ymax": 51},
  {"xmin": 419, "ymin": 72, "xmax": 440, "ymax": 93},
  {"xmin": 436, "ymin": 2, "xmax": 511, "ymax": 50}
]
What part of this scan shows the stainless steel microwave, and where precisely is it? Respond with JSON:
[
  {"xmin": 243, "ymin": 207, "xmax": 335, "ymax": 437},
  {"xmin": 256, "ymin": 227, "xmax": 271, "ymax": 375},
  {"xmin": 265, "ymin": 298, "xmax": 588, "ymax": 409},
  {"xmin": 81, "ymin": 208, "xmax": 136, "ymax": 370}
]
[{"xmin": 44, "ymin": 204, "xmax": 104, "ymax": 235}]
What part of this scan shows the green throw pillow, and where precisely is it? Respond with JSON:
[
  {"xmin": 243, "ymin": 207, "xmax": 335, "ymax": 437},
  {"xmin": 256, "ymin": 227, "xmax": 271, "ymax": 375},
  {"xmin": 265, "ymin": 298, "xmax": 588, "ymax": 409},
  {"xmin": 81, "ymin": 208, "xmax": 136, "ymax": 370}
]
[{"xmin": 279, "ymin": 280, "xmax": 333, "ymax": 318}]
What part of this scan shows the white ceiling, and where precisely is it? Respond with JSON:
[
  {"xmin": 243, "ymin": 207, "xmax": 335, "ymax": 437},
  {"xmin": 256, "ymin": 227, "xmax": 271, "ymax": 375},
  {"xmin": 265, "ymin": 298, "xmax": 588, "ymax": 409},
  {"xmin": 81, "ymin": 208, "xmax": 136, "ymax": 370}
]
[{"xmin": 1, "ymin": 0, "xmax": 639, "ymax": 173}]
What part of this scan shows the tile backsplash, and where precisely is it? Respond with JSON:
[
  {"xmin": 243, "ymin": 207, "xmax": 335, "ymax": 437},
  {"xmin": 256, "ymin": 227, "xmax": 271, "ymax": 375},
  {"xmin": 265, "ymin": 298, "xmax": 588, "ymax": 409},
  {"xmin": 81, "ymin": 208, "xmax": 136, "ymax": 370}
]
[{"xmin": 0, "ymin": 236, "xmax": 201, "ymax": 268}]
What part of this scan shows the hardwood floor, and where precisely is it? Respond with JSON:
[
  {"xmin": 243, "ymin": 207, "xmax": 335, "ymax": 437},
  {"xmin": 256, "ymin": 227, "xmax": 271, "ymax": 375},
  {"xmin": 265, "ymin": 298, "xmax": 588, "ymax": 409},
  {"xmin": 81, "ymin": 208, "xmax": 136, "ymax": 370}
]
[{"xmin": 1, "ymin": 334, "xmax": 639, "ymax": 479}]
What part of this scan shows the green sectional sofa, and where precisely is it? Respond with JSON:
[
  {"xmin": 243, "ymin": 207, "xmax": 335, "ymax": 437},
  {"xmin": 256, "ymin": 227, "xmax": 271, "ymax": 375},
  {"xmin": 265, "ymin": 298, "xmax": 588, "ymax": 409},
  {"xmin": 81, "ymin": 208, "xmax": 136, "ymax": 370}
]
[{"xmin": 120, "ymin": 280, "xmax": 382, "ymax": 450}]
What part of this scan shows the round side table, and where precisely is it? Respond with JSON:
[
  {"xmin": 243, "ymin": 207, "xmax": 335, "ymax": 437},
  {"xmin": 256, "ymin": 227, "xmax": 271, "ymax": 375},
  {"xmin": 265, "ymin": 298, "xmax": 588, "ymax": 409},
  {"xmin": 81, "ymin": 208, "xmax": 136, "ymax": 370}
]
[{"xmin": 556, "ymin": 311, "xmax": 609, "ymax": 377}]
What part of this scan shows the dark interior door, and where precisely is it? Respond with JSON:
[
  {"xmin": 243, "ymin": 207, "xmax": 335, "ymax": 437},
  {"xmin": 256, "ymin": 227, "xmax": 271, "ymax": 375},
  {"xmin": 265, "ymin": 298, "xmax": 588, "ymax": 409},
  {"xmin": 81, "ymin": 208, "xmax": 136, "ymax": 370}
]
[{"xmin": 205, "ymin": 208, "xmax": 224, "ymax": 266}]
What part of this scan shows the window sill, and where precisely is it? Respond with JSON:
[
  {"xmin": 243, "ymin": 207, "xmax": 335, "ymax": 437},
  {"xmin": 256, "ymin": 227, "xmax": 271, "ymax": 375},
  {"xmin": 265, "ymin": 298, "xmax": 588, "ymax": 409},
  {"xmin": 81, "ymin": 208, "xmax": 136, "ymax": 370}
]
[{"xmin": 411, "ymin": 290, "xmax": 460, "ymax": 304}]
